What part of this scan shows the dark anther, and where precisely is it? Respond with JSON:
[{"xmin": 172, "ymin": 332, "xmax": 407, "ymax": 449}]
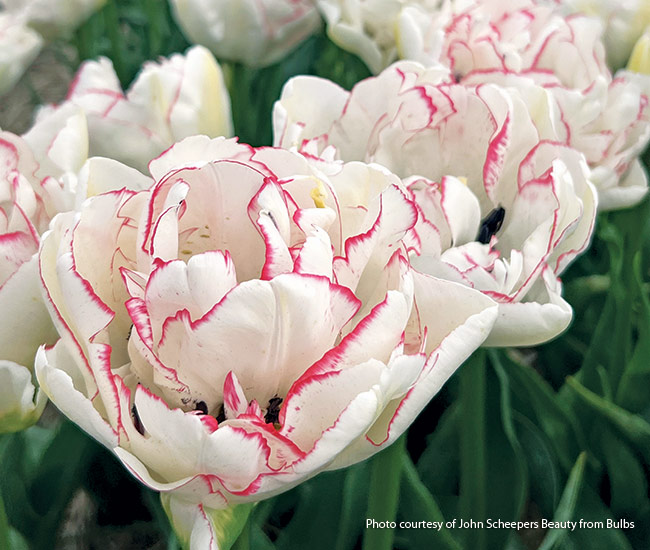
[
  {"xmin": 126, "ymin": 324, "xmax": 133, "ymax": 341},
  {"xmin": 477, "ymin": 206, "xmax": 506, "ymax": 244},
  {"xmin": 264, "ymin": 397, "xmax": 283, "ymax": 425},
  {"xmin": 215, "ymin": 405, "xmax": 226, "ymax": 424},
  {"xmin": 131, "ymin": 404, "xmax": 144, "ymax": 436},
  {"xmin": 453, "ymin": 72, "xmax": 462, "ymax": 83},
  {"xmin": 194, "ymin": 401, "xmax": 208, "ymax": 415}
]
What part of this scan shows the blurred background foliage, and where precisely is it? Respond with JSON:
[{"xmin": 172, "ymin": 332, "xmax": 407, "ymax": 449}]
[{"xmin": 1, "ymin": 1, "xmax": 649, "ymax": 549}]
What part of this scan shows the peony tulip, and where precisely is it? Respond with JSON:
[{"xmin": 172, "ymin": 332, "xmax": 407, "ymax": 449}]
[
  {"xmin": 0, "ymin": 0, "xmax": 106, "ymax": 39},
  {"xmin": 0, "ymin": 13, "xmax": 42, "ymax": 96},
  {"xmin": 36, "ymin": 136, "xmax": 497, "ymax": 546},
  {"xmin": 39, "ymin": 45, "xmax": 233, "ymax": 173},
  {"xmin": 0, "ymin": 106, "xmax": 83, "ymax": 432},
  {"xmin": 274, "ymin": 61, "xmax": 598, "ymax": 346},
  {"xmin": 169, "ymin": 0, "xmax": 322, "ymax": 67},
  {"xmin": 0, "ymin": 103, "xmax": 151, "ymax": 433},
  {"xmin": 561, "ymin": 0, "xmax": 650, "ymax": 70},
  {"xmin": 398, "ymin": 0, "xmax": 650, "ymax": 210},
  {"xmin": 317, "ymin": 0, "xmax": 419, "ymax": 74}
]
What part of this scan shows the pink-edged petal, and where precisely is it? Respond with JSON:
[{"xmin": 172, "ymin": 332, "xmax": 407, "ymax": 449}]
[
  {"xmin": 484, "ymin": 266, "xmax": 572, "ymax": 347},
  {"xmin": 257, "ymin": 212, "xmax": 293, "ymax": 279},
  {"xmin": 409, "ymin": 270, "xmax": 498, "ymax": 354},
  {"xmin": 334, "ymin": 184, "xmax": 417, "ymax": 295},
  {"xmin": 144, "ymin": 253, "xmax": 238, "ymax": 344},
  {"xmin": 35, "ymin": 342, "xmax": 118, "ymax": 448},
  {"xmin": 335, "ymin": 281, "xmax": 498, "ymax": 465},
  {"xmin": 160, "ymin": 495, "xmax": 221, "ymax": 550},
  {"xmin": 77, "ymin": 157, "xmax": 154, "ymax": 202},
  {"xmin": 293, "ymin": 226, "xmax": 334, "ymax": 280},
  {"xmin": 124, "ymin": 386, "xmax": 273, "ymax": 493},
  {"xmin": 156, "ymin": 273, "xmax": 360, "ymax": 411},
  {"xmin": 273, "ymin": 76, "xmax": 348, "ymax": 150},
  {"xmin": 599, "ymin": 159, "xmax": 649, "ymax": 211},
  {"xmin": 0, "ymin": 255, "xmax": 58, "ymax": 366},
  {"xmin": 281, "ymin": 359, "xmax": 385, "ymax": 472},
  {"xmin": 223, "ymin": 371, "xmax": 248, "ymax": 419}
]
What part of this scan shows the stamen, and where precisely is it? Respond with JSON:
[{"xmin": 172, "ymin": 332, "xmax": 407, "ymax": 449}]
[{"xmin": 477, "ymin": 206, "xmax": 505, "ymax": 244}]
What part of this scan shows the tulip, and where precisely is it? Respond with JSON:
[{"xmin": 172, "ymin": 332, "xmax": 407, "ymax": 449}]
[
  {"xmin": 561, "ymin": 0, "xmax": 650, "ymax": 70},
  {"xmin": 274, "ymin": 61, "xmax": 598, "ymax": 346},
  {"xmin": 0, "ymin": 13, "xmax": 42, "ymax": 96},
  {"xmin": 628, "ymin": 28, "xmax": 650, "ymax": 75},
  {"xmin": 41, "ymin": 45, "xmax": 233, "ymax": 173},
  {"xmin": 36, "ymin": 136, "xmax": 497, "ymax": 547},
  {"xmin": 0, "ymin": 0, "xmax": 107, "ymax": 38},
  {"xmin": 169, "ymin": 0, "xmax": 321, "ymax": 67},
  {"xmin": 0, "ymin": 102, "xmax": 152, "ymax": 433}
]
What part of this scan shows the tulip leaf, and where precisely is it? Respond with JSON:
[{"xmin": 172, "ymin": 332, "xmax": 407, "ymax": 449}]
[
  {"xmin": 397, "ymin": 454, "xmax": 461, "ymax": 550},
  {"xmin": 599, "ymin": 428, "xmax": 650, "ymax": 522},
  {"xmin": 615, "ymin": 253, "xmax": 650, "ymax": 411},
  {"xmin": 537, "ymin": 452, "xmax": 586, "ymax": 550},
  {"xmin": 417, "ymin": 402, "xmax": 460, "ymax": 499},
  {"xmin": 274, "ymin": 463, "xmax": 369, "ymax": 550},
  {"xmin": 491, "ymin": 350, "xmax": 528, "ymax": 512},
  {"xmin": 513, "ymin": 413, "xmax": 561, "ymax": 517},
  {"xmin": 497, "ymin": 352, "xmax": 582, "ymax": 471},
  {"xmin": 563, "ymin": 486, "xmax": 634, "ymax": 550},
  {"xmin": 565, "ymin": 376, "xmax": 650, "ymax": 460}
]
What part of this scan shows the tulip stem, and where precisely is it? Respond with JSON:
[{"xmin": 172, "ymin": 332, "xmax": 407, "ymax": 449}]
[
  {"xmin": 362, "ymin": 435, "xmax": 406, "ymax": 550},
  {"xmin": 459, "ymin": 348, "xmax": 487, "ymax": 550},
  {"xmin": 0, "ymin": 490, "xmax": 9, "ymax": 550}
]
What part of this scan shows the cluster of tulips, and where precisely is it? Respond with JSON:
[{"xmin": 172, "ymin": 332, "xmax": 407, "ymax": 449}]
[{"xmin": 1, "ymin": 1, "xmax": 649, "ymax": 548}]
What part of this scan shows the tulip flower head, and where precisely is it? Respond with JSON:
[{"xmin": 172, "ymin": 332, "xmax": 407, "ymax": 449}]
[
  {"xmin": 274, "ymin": 61, "xmax": 598, "ymax": 346},
  {"xmin": 36, "ymin": 136, "xmax": 498, "ymax": 546}
]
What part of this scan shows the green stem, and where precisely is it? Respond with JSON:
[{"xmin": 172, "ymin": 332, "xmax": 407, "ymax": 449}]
[
  {"xmin": 0, "ymin": 491, "xmax": 9, "ymax": 550},
  {"xmin": 459, "ymin": 349, "xmax": 487, "ymax": 550},
  {"xmin": 362, "ymin": 436, "xmax": 406, "ymax": 550}
]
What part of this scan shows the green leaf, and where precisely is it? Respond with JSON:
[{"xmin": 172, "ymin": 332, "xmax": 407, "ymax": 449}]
[
  {"xmin": 599, "ymin": 429, "xmax": 649, "ymax": 520},
  {"xmin": 565, "ymin": 376, "xmax": 650, "ymax": 460},
  {"xmin": 274, "ymin": 462, "xmax": 369, "ymax": 550},
  {"xmin": 537, "ymin": 452, "xmax": 587, "ymax": 550},
  {"xmin": 564, "ymin": 486, "xmax": 635, "ymax": 550},
  {"xmin": 397, "ymin": 454, "xmax": 461, "ymax": 550},
  {"xmin": 513, "ymin": 413, "xmax": 561, "ymax": 517},
  {"xmin": 416, "ymin": 403, "xmax": 460, "ymax": 499},
  {"xmin": 498, "ymin": 352, "xmax": 583, "ymax": 471},
  {"xmin": 491, "ymin": 350, "xmax": 529, "ymax": 516},
  {"xmin": 616, "ymin": 252, "xmax": 650, "ymax": 412}
]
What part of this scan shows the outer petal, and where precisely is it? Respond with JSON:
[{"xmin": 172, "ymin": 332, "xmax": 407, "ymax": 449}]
[
  {"xmin": 0, "ymin": 14, "xmax": 42, "ymax": 96},
  {"xmin": 170, "ymin": 0, "xmax": 321, "ymax": 67},
  {"xmin": 35, "ymin": 342, "xmax": 118, "ymax": 448},
  {"xmin": 0, "ymin": 255, "xmax": 58, "ymax": 367},
  {"xmin": 60, "ymin": 46, "xmax": 233, "ymax": 172},
  {"xmin": 329, "ymin": 275, "xmax": 499, "ymax": 467},
  {"xmin": 484, "ymin": 266, "xmax": 573, "ymax": 347},
  {"xmin": 0, "ymin": 360, "xmax": 46, "ymax": 433}
]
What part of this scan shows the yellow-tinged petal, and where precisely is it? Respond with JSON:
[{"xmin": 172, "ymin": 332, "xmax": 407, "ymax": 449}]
[{"xmin": 628, "ymin": 27, "xmax": 650, "ymax": 74}]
